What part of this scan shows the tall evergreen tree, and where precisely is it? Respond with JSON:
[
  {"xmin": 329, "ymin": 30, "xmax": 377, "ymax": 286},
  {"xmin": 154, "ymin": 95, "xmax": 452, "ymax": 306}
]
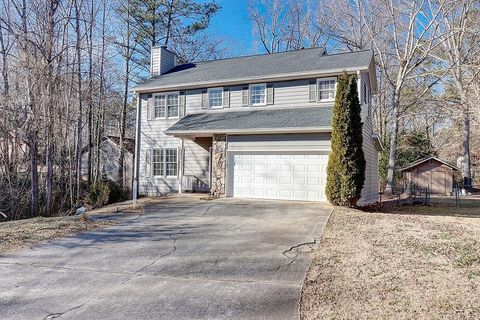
[{"xmin": 325, "ymin": 73, "xmax": 366, "ymax": 207}]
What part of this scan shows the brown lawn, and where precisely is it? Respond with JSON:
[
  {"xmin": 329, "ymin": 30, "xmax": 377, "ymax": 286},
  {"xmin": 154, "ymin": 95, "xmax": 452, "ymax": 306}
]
[
  {"xmin": 301, "ymin": 201, "xmax": 480, "ymax": 320},
  {"xmin": 0, "ymin": 216, "xmax": 115, "ymax": 254}
]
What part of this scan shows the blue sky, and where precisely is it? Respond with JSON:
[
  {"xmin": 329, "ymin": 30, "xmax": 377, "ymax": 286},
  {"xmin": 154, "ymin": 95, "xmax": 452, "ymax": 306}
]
[{"xmin": 208, "ymin": 0, "xmax": 255, "ymax": 55}]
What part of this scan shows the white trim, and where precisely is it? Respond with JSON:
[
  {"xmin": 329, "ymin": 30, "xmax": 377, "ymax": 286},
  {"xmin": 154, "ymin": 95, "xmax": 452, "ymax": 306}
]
[
  {"xmin": 207, "ymin": 87, "xmax": 224, "ymax": 109},
  {"xmin": 151, "ymin": 147, "xmax": 179, "ymax": 177},
  {"xmin": 132, "ymin": 67, "xmax": 369, "ymax": 93},
  {"xmin": 248, "ymin": 83, "xmax": 267, "ymax": 107},
  {"xmin": 152, "ymin": 91, "xmax": 180, "ymax": 119},
  {"xmin": 164, "ymin": 148, "xmax": 179, "ymax": 178},
  {"xmin": 317, "ymin": 77, "xmax": 337, "ymax": 102}
]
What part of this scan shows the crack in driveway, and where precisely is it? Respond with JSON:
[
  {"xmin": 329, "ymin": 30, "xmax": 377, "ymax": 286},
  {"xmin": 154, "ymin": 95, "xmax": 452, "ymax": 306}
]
[
  {"xmin": 279, "ymin": 240, "xmax": 318, "ymax": 271},
  {"xmin": 42, "ymin": 302, "xmax": 86, "ymax": 319},
  {"xmin": 136, "ymin": 237, "xmax": 178, "ymax": 274}
]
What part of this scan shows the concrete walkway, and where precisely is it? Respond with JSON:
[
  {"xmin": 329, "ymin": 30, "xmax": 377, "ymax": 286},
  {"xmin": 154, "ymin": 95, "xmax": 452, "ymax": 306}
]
[{"xmin": 0, "ymin": 197, "xmax": 332, "ymax": 320}]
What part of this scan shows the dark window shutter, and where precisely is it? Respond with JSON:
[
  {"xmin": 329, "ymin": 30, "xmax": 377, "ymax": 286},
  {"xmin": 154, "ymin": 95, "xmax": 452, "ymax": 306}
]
[
  {"xmin": 145, "ymin": 149, "xmax": 152, "ymax": 177},
  {"xmin": 147, "ymin": 95, "xmax": 154, "ymax": 120},
  {"xmin": 266, "ymin": 83, "xmax": 274, "ymax": 105},
  {"xmin": 223, "ymin": 88, "xmax": 230, "ymax": 108},
  {"xmin": 201, "ymin": 90, "xmax": 208, "ymax": 109},
  {"xmin": 179, "ymin": 91, "xmax": 186, "ymax": 117},
  {"xmin": 308, "ymin": 81, "xmax": 317, "ymax": 102},
  {"xmin": 242, "ymin": 86, "xmax": 249, "ymax": 106}
]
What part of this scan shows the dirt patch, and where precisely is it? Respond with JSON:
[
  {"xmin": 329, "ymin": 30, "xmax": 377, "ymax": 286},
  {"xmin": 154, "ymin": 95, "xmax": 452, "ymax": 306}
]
[
  {"xmin": 0, "ymin": 216, "xmax": 115, "ymax": 254},
  {"xmin": 300, "ymin": 206, "xmax": 480, "ymax": 320}
]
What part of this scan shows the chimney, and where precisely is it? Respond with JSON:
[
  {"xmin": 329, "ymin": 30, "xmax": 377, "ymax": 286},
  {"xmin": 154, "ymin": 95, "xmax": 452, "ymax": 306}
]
[{"xmin": 150, "ymin": 46, "xmax": 177, "ymax": 77}]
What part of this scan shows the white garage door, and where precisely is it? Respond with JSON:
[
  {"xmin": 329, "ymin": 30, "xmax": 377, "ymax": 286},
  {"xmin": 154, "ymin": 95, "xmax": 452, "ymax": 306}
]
[{"xmin": 230, "ymin": 152, "xmax": 328, "ymax": 201}]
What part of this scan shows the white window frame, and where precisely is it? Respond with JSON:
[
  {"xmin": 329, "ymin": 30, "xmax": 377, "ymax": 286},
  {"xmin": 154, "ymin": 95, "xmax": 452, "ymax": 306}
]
[
  {"xmin": 152, "ymin": 149, "xmax": 164, "ymax": 177},
  {"xmin": 153, "ymin": 91, "xmax": 180, "ymax": 119},
  {"xmin": 151, "ymin": 148, "xmax": 178, "ymax": 177},
  {"xmin": 249, "ymin": 83, "xmax": 267, "ymax": 106},
  {"xmin": 317, "ymin": 77, "xmax": 337, "ymax": 102},
  {"xmin": 208, "ymin": 87, "xmax": 224, "ymax": 109},
  {"xmin": 164, "ymin": 148, "xmax": 178, "ymax": 177}
]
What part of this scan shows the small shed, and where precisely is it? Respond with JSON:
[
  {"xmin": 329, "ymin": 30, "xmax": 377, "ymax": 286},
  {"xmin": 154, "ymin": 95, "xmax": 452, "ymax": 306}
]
[{"xmin": 401, "ymin": 157, "xmax": 459, "ymax": 195}]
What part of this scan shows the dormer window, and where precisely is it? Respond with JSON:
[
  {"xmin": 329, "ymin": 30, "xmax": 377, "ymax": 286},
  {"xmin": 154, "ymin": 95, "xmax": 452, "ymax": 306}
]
[
  {"xmin": 317, "ymin": 78, "xmax": 336, "ymax": 102},
  {"xmin": 249, "ymin": 83, "xmax": 266, "ymax": 106},
  {"xmin": 208, "ymin": 87, "xmax": 223, "ymax": 109}
]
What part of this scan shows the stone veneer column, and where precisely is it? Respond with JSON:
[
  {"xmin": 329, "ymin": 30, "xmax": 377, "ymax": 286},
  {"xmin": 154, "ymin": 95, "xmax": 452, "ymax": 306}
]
[{"xmin": 211, "ymin": 134, "xmax": 227, "ymax": 198}]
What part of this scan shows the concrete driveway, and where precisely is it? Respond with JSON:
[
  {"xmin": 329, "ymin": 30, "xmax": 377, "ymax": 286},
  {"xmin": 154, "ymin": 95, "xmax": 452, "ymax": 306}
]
[{"xmin": 0, "ymin": 197, "xmax": 332, "ymax": 320}]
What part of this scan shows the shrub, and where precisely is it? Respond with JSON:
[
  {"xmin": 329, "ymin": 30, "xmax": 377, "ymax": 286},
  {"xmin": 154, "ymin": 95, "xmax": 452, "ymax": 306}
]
[
  {"xmin": 325, "ymin": 73, "xmax": 366, "ymax": 207},
  {"xmin": 86, "ymin": 180, "xmax": 126, "ymax": 207}
]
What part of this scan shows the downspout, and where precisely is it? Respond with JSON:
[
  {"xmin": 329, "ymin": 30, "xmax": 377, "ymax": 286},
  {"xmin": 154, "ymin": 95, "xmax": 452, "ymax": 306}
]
[
  {"xmin": 179, "ymin": 138, "xmax": 184, "ymax": 194},
  {"xmin": 132, "ymin": 93, "xmax": 141, "ymax": 207}
]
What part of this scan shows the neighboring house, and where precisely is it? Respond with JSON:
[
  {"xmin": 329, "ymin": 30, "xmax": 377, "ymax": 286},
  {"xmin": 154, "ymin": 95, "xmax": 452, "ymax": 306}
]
[
  {"xmin": 402, "ymin": 157, "xmax": 459, "ymax": 195},
  {"xmin": 132, "ymin": 46, "xmax": 382, "ymax": 204},
  {"xmin": 81, "ymin": 136, "xmax": 135, "ymax": 188}
]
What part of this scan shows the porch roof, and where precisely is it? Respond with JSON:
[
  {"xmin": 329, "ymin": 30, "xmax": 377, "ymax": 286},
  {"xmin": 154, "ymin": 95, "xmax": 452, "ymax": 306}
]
[{"xmin": 165, "ymin": 107, "xmax": 334, "ymax": 136}]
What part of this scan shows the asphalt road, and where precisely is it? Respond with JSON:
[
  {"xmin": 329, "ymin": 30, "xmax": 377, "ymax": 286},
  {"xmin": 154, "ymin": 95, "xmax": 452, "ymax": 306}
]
[{"xmin": 0, "ymin": 197, "xmax": 332, "ymax": 320}]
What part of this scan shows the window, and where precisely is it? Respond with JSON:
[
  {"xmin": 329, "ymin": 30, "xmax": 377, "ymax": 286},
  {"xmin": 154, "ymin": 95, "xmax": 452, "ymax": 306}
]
[
  {"xmin": 154, "ymin": 93, "xmax": 179, "ymax": 118},
  {"xmin": 249, "ymin": 83, "xmax": 266, "ymax": 106},
  {"xmin": 208, "ymin": 88, "xmax": 223, "ymax": 108},
  {"xmin": 317, "ymin": 78, "xmax": 336, "ymax": 101},
  {"xmin": 154, "ymin": 96, "xmax": 166, "ymax": 118},
  {"xmin": 152, "ymin": 149, "xmax": 164, "ymax": 176},
  {"xmin": 165, "ymin": 149, "xmax": 178, "ymax": 176},
  {"xmin": 167, "ymin": 94, "xmax": 179, "ymax": 118},
  {"xmin": 152, "ymin": 148, "xmax": 178, "ymax": 176}
]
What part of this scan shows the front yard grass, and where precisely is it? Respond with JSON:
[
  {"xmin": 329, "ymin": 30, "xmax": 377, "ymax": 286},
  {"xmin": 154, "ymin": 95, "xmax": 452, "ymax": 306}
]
[
  {"xmin": 301, "ymin": 202, "xmax": 480, "ymax": 320},
  {"xmin": 0, "ymin": 216, "xmax": 115, "ymax": 254}
]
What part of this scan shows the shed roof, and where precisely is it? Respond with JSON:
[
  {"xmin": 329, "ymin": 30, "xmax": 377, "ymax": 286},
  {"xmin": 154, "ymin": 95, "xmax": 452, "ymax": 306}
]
[
  {"xmin": 133, "ymin": 49, "xmax": 375, "ymax": 92},
  {"xmin": 401, "ymin": 156, "xmax": 459, "ymax": 171}
]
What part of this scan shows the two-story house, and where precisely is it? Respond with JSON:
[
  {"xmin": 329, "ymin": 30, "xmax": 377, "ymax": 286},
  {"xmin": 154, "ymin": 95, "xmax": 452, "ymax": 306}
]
[{"xmin": 132, "ymin": 46, "xmax": 381, "ymax": 204}]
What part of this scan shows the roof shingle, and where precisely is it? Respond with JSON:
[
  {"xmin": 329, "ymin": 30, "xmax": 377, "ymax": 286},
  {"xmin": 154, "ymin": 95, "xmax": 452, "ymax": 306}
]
[
  {"xmin": 134, "ymin": 49, "xmax": 373, "ymax": 92},
  {"xmin": 165, "ymin": 107, "xmax": 334, "ymax": 133}
]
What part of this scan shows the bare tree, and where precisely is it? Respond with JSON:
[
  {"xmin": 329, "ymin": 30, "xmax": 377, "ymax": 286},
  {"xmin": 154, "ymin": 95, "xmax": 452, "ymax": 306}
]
[
  {"xmin": 248, "ymin": 0, "xmax": 329, "ymax": 53},
  {"xmin": 357, "ymin": 0, "xmax": 451, "ymax": 193},
  {"xmin": 432, "ymin": 0, "xmax": 480, "ymax": 190}
]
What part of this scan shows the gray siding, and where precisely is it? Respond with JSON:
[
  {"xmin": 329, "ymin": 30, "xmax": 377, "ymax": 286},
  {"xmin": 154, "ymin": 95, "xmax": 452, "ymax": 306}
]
[
  {"xmin": 185, "ymin": 79, "xmax": 336, "ymax": 114},
  {"xmin": 227, "ymin": 133, "xmax": 331, "ymax": 151},
  {"xmin": 138, "ymin": 93, "xmax": 182, "ymax": 195},
  {"xmin": 359, "ymin": 109, "xmax": 379, "ymax": 205},
  {"xmin": 151, "ymin": 47, "xmax": 176, "ymax": 76},
  {"xmin": 183, "ymin": 139, "xmax": 210, "ymax": 186}
]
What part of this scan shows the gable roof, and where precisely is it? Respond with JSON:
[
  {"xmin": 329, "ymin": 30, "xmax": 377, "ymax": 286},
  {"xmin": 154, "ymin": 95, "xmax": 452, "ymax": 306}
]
[
  {"xmin": 133, "ymin": 48, "xmax": 375, "ymax": 93},
  {"xmin": 165, "ymin": 106, "xmax": 334, "ymax": 135},
  {"xmin": 401, "ymin": 156, "xmax": 459, "ymax": 171}
]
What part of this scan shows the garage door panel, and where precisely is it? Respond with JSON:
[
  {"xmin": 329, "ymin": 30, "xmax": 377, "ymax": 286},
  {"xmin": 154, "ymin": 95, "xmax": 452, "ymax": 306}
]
[{"xmin": 231, "ymin": 152, "xmax": 328, "ymax": 201}]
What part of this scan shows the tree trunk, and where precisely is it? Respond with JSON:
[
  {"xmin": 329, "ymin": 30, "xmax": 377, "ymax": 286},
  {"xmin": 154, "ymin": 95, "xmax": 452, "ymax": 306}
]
[
  {"xmin": 385, "ymin": 84, "xmax": 402, "ymax": 194},
  {"xmin": 74, "ymin": 0, "xmax": 83, "ymax": 203},
  {"xmin": 30, "ymin": 138, "xmax": 39, "ymax": 217},
  {"xmin": 86, "ymin": 0, "xmax": 94, "ymax": 186},
  {"xmin": 117, "ymin": 0, "xmax": 131, "ymax": 188},
  {"xmin": 462, "ymin": 106, "xmax": 471, "ymax": 189}
]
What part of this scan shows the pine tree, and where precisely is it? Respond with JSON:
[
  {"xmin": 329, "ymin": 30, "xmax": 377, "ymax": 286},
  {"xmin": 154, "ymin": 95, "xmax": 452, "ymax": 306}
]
[{"xmin": 325, "ymin": 73, "xmax": 366, "ymax": 207}]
